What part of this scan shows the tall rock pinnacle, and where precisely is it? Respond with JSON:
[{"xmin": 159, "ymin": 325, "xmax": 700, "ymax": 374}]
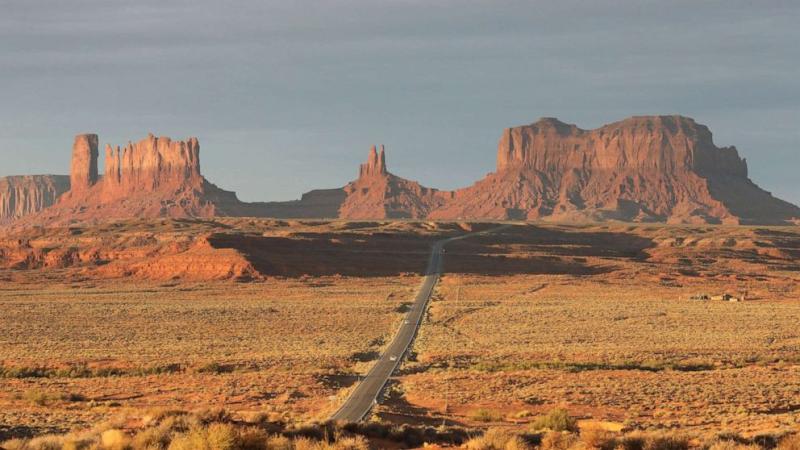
[
  {"xmin": 359, "ymin": 145, "xmax": 387, "ymax": 178},
  {"xmin": 70, "ymin": 134, "xmax": 99, "ymax": 194}
]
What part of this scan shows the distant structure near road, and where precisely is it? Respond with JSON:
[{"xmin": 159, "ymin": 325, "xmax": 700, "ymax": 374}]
[{"xmin": 690, "ymin": 292, "xmax": 746, "ymax": 302}]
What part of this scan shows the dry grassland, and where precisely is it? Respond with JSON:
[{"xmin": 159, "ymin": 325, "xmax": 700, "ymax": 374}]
[
  {"xmin": 0, "ymin": 278, "xmax": 417, "ymax": 438},
  {"xmin": 2, "ymin": 220, "xmax": 800, "ymax": 444},
  {"xmin": 382, "ymin": 224, "xmax": 800, "ymax": 438}
]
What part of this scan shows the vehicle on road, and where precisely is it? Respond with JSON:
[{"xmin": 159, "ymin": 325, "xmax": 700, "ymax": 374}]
[{"xmin": 389, "ymin": 356, "xmax": 398, "ymax": 362}]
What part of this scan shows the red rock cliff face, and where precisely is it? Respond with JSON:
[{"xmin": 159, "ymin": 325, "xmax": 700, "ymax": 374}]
[
  {"xmin": 70, "ymin": 134, "xmax": 99, "ymax": 194},
  {"xmin": 5, "ymin": 115, "xmax": 797, "ymax": 226},
  {"xmin": 18, "ymin": 133, "xmax": 249, "ymax": 226},
  {"xmin": 253, "ymin": 115, "xmax": 798, "ymax": 224},
  {"xmin": 0, "ymin": 175, "xmax": 70, "ymax": 222},
  {"xmin": 428, "ymin": 115, "xmax": 799, "ymax": 224},
  {"xmin": 496, "ymin": 116, "xmax": 748, "ymax": 176},
  {"xmin": 100, "ymin": 134, "xmax": 203, "ymax": 200}
]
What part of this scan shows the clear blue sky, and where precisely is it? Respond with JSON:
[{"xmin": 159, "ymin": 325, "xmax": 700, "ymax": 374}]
[{"xmin": 1, "ymin": 0, "xmax": 798, "ymax": 204}]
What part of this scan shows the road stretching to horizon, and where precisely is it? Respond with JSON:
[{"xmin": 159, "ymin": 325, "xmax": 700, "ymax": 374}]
[{"xmin": 330, "ymin": 225, "xmax": 512, "ymax": 422}]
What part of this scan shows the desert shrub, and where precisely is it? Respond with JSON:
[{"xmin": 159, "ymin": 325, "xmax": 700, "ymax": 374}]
[
  {"xmin": 64, "ymin": 393, "xmax": 88, "ymax": 402},
  {"xmin": 265, "ymin": 434, "xmax": 293, "ymax": 450},
  {"xmin": 390, "ymin": 424, "xmax": 424, "ymax": 447},
  {"xmin": 292, "ymin": 437, "xmax": 320, "ymax": 450},
  {"xmin": 707, "ymin": 440, "xmax": 761, "ymax": 450},
  {"xmin": 61, "ymin": 438, "xmax": 94, "ymax": 450},
  {"xmin": 24, "ymin": 389, "xmax": 55, "ymax": 406},
  {"xmin": 144, "ymin": 408, "xmax": 189, "ymax": 425},
  {"xmin": 193, "ymin": 408, "xmax": 234, "ymax": 425},
  {"xmin": 101, "ymin": 429, "xmax": 130, "ymax": 450},
  {"xmin": 196, "ymin": 362, "xmax": 235, "ymax": 374},
  {"xmin": 618, "ymin": 433, "xmax": 647, "ymax": 450},
  {"xmin": 243, "ymin": 412, "xmax": 271, "ymax": 425},
  {"xmin": 539, "ymin": 431, "xmax": 577, "ymax": 450},
  {"xmin": 285, "ymin": 421, "xmax": 331, "ymax": 441},
  {"xmin": 168, "ymin": 425, "xmax": 243, "ymax": 450},
  {"xmin": 343, "ymin": 421, "xmax": 390, "ymax": 440},
  {"xmin": 471, "ymin": 408, "xmax": 503, "ymax": 423},
  {"xmin": 24, "ymin": 435, "xmax": 64, "ymax": 450},
  {"xmin": 1, "ymin": 439, "xmax": 28, "ymax": 450},
  {"xmin": 643, "ymin": 433, "xmax": 689, "ymax": 450},
  {"xmin": 465, "ymin": 427, "xmax": 530, "ymax": 450},
  {"xmin": 750, "ymin": 433, "xmax": 783, "ymax": 450},
  {"xmin": 531, "ymin": 409, "xmax": 577, "ymax": 432},
  {"xmin": 165, "ymin": 423, "xmax": 244, "ymax": 450},
  {"xmin": 168, "ymin": 424, "xmax": 240, "ymax": 450},
  {"xmin": 330, "ymin": 435, "xmax": 369, "ymax": 450},
  {"xmin": 238, "ymin": 427, "xmax": 269, "ymax": 450},
  {"xmin": 778, "ymin": 434, "xmax": 800, "ymax": 450},
  {"xmin": 206, "ymin": 423, "xmax": 240, "ymax": 450},
  {"xmin": 167, "ymin": 428, "xmax": 206, "ymax": 450},
  {"xmin": 580, "ymin": 426, "xmax": 616, "ymax": 450},
  {"xmin": 131, "ymin": 423, "xmax": 172, "ymax": 449}
]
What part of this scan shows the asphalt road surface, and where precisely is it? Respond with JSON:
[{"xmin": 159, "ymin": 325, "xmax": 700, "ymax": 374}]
[{"xmin": 330, "ymin": 225, "xmax": 510, "ymax": 422}]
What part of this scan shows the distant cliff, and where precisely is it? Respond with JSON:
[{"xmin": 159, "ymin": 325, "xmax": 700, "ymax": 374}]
[
  {"xmin": 0, "ymin": 175, "xmax": 70, "ymax": 222},
  {"xmin": 267, "ymin": 115, "xmax": 798, "ymax": 224},
  {"xmin": 427, "ymin": 116, "xmax": 799, "ymax": 224},
  {"xmin": 3, "ymin": 115, "xmax": 798, "ymax": 226},
  {"xmin": 19, "ymin": 133, "xmax": 252, "ymax": 225}
]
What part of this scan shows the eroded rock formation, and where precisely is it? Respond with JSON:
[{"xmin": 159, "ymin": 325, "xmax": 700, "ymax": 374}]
[
  {"xmin": 16, "ymin": 134, "xmax": 253, "ymax": 225},
  {"xmin": 427, "ymin": 116, "xmax": 799, "ymax": 224},
  {"xmin": 338, "ymin": 145, "xmax": 447, "ymax": 219},
  {"xmin": 3, "ymin": 115, "xmax": 798, "ymax": 226},
  {"xmin": 213, "ymin": 116, "xmax": 800, "ymax": 224},
  {"xmin": 0, "ymin": 175, "xmax": 70, "ymax": 222},
  {"xmin": 69, "ymin": 134, "xmax": 99, "ymax": 194}
]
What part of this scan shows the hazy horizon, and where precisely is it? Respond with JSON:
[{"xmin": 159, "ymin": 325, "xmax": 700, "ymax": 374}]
[{"xmin": 2, "ymin": 0, "xmax": 798, "ymax": 204}]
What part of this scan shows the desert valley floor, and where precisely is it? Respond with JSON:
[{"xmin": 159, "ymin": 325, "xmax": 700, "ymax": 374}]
[{"xmin": 1, "ymin": 220, "xmax": 800, "ymax": 445}]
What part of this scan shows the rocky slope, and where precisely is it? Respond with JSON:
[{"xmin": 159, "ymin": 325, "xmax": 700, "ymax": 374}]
[
  {"xmin": 427, "ymin": 116, "xmax": 799, "ymax": 224},
  {"xmin": 0, "ymin": 175, "xmax": 70, "ymax": 222}
]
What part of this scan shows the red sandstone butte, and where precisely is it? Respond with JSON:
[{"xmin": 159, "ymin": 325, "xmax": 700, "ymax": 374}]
[
  {"xmin": 21, "ymin": 134, "xmax": 251, "ymax": 226},
  {"xmin": 425, "ymin": 116, "xmax": 800, "ymax": 224},
  {"xmin": 338, "ymin": 144, "xmax": 447, "ymax": 219},
  {"xmin": 4, "ymin": 115, "xmax": 799, "ymax": 226}
]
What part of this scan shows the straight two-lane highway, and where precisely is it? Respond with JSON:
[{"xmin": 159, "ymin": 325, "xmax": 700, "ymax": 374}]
[{"xmin": 330, "ymin": 225, "xmax": 510, "ymax": 422}]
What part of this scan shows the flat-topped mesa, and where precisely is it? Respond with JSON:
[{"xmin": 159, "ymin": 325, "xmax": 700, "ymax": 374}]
[
  {"xmin": 496, "ymin": 115, "xmax": 748, "ymax": 177},
  {"xmin": 11, "ymin": 132, "xmax": 252, "ymax": 224},
  {"xmin": 70, "ymin": 134, "xmax": 99, "ymax": 194},
  {"xmin": 64, "ymin": 133, "xmax": 203, "ymax": 202},
  {"xmin": 358, "ymin": 145, "xmax": 387, "ymax": 178}
]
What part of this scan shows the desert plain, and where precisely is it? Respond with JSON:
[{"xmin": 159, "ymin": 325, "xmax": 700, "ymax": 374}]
[{"xmin": 2, "ymin": 219, "xmax": 799, "ymax": 448}]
